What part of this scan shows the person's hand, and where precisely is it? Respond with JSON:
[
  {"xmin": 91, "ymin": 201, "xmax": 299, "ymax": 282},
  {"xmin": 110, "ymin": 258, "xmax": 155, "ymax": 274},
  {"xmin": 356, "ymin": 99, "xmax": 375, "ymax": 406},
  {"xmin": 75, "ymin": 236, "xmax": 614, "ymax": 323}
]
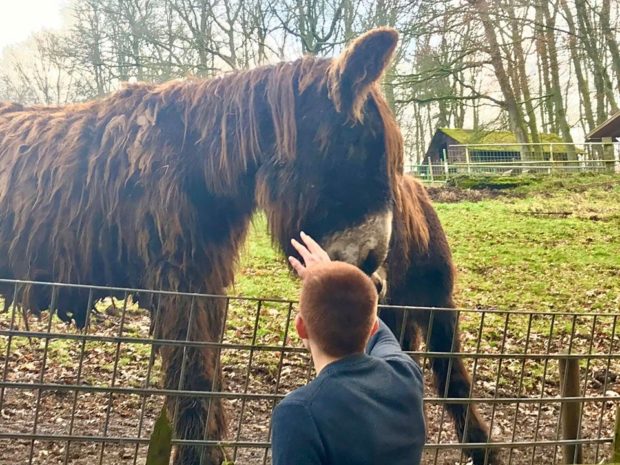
[{"xmin": 288, "ymin": 232, "xmax": 331, "ymax": 279}]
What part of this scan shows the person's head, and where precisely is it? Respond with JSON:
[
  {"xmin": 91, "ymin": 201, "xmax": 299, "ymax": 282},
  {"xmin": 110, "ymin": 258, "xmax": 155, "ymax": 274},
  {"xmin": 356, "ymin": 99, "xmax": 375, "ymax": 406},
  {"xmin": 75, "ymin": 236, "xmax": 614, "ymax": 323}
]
[{"xmin": 296, "ymin": 261, "xmax": 379, "ymax": 358}]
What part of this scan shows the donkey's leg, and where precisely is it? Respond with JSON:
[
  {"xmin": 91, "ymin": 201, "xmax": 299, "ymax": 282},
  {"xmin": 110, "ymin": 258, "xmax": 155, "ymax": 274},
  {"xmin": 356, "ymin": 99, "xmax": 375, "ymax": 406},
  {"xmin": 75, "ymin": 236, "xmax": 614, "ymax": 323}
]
[
  {"xmin": 421, "ymin": 308, "xmax": 500, "ymax": 465},
  {"xmin": 380, "ymin": 307, "xmax": 411, "ymax": 346},
  {"xmin": 159, "ymin": 296, "xmax": 227, "ymax": 465}
]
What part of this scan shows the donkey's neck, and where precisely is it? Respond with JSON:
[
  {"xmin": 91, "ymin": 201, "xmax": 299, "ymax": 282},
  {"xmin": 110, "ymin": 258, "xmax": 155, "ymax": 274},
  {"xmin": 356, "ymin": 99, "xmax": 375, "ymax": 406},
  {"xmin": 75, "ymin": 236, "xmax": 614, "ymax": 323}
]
[
  {"xmin": 172, "ymin": 61, "xmax": 307, "ymax": 197},
  {"xmin": 175, "ymin": 69, "xmax": 276, "ymax": 197}
]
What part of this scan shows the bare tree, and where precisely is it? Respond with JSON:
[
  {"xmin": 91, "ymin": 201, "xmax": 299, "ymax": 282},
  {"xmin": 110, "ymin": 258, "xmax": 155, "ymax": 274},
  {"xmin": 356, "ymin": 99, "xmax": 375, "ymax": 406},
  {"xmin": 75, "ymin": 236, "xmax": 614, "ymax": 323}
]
[
  {"xmin": 2, "ymin": 0, "xmax": 619, "ymax": 160},
  {"xmin": 574, "ymin": 0, "xmax": 618, "ymax": 122},
  {"xmin": 559, "ymin": 0, "xmax": 595, "ymax": 132},
  {"xmin": 599, "ymin": 0, "xmax": 620, "ymax": 93},
  {"xmin": 505, "ymin": 0, "xmax": 541, "ymax": 145},
  {"xmin": 540, "ymin": 0, "xmax": 575, "ymax": 153},
  {"xmin": 0, "ymin": 32, "xmax": 82, "ymax": 104},
  {"xmin": 467, "ymin": 0, "xmax": 529, "ymax": 145},
  {"xmin": 271, "ymin": 0, "xmax": 347, "ymax": 55}
]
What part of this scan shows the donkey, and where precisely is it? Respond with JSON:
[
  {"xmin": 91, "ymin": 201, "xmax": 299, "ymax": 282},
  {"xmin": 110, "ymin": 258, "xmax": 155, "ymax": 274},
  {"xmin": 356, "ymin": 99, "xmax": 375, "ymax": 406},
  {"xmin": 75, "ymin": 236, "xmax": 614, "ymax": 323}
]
[
  {"xmin": 379, "ymin": 175, "xmax": 499, "ymax": 465},
  {"xmin": 0, "ymin": 28, "xmax": 402, "ymax": 465}
]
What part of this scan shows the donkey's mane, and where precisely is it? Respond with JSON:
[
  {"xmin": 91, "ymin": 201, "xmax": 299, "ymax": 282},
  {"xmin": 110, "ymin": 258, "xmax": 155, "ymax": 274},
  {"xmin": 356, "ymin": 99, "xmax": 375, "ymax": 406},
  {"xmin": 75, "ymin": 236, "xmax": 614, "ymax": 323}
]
[
  {"xmin": 0, "ymin": 53, "xmax": 403, "ymax": 298},
  {"xmin": 396, "ymin": 175, "xmax": 431, "ymax": 262}
]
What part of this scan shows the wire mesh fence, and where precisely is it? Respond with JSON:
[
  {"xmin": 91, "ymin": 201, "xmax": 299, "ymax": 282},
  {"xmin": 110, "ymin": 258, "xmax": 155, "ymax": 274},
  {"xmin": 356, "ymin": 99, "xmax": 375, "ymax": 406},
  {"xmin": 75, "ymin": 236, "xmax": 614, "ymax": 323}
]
[
  {"xmin": 1, "ymin": 278, "xmax": 619, "ymax": 465},
  {"xmin": 407, "ymin": 142, "xmax": 620, "ymax": 182}
]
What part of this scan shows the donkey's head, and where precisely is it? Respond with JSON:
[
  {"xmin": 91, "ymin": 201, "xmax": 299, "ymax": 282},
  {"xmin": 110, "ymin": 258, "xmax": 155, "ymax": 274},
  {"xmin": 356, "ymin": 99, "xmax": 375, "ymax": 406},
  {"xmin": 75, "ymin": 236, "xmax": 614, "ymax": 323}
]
[{"xmin": 257, "ymin": 28, "xmax": 401, "ymax": 276}]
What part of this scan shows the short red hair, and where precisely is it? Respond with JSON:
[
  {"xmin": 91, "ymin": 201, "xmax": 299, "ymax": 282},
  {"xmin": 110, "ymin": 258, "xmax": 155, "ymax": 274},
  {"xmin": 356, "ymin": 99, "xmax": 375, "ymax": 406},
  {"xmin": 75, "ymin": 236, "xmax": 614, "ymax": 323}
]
[{"xmin": 299, "ymin": 262, "xmax": 378, "ymax": 357}]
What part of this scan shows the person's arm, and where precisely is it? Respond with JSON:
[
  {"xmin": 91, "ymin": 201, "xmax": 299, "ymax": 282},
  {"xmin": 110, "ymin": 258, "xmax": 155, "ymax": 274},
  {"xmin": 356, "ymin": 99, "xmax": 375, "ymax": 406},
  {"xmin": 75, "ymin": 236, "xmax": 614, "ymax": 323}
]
[
  {"xmin": 271, "ymin": 401, "xmax": 325, "ymax": 465},
  {"xmin": 366, "ymin": 319, "xmax": 424, "ymax": 382},
  {"xmin": 365, "ymin": 318, "xmax": 407, "ymax": 359},
  {"xmin": 366, "ymin": 319, "xmax": 425, "ymax": 428}
]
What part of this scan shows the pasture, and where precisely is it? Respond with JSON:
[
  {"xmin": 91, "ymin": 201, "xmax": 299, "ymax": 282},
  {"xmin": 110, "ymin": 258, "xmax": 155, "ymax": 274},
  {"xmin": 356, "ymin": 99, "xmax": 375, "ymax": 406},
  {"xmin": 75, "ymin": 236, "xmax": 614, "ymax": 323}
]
[
  {"xmin": 236, "ymin": 172, "xmax": 620, "ymax": 314},
  {"xmin": 1, "ymin": 172, "xmax": 619, "ymax": 465}
]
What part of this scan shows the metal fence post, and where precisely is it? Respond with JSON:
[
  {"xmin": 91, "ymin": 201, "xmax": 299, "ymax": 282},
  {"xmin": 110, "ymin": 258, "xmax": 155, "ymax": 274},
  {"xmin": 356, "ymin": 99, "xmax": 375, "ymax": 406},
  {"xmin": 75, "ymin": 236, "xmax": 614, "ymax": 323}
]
[
  {"xmin": 613, "ymin": 404, "xmax": 620, "ymax": 463},
  {"xmin": 559, "ymin": 357, "xmax": 583, "ymax": 464},
  {"xmin": 465, "ymin": 146, "xmax": 471, "ymax": 174},
  {"xmin": 443, "ymin": 148, "xmax": 449, "ymax": 180},
  {"xmin": 549, "ymin": 143, "xmax": 554, "ymax": 174},
  {"xmin": 429, "ymin": 157, "xmax": 434, "ymax": 183}
]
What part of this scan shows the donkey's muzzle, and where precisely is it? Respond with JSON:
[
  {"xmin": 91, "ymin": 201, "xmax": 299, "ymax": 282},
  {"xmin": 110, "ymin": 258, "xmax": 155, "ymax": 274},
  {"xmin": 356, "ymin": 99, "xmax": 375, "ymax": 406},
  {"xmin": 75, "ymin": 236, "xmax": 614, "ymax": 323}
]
[{"xmin": 370, "ymin": 270, "xmax": 387, "ymax": 300}]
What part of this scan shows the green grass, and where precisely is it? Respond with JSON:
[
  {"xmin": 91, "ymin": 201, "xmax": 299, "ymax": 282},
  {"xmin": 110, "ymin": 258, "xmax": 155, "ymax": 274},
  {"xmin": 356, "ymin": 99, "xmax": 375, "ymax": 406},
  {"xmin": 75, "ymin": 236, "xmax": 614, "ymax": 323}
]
[
  {"xmin": 443, "ymin": 174, "xmax": 620, "ymax": 313},
  {"xmin": 231, "ymin": 173, "xmax": 620, "ymax": 316},
  {"xmin": 229, "ymin": 217, "xmax": 299, "ymax": 299},
  {"xmin": 448, "ymin": 172, "xmax": 619, "ymax": 192}
]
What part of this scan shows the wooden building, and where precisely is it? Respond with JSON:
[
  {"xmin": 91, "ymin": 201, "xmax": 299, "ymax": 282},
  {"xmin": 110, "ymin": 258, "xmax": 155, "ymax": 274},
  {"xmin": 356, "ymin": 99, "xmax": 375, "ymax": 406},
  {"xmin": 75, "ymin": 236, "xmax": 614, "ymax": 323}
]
[
  {"xmin": 587, "ymin": 112, "xmax": 620, "ymax": 142},
  {"xmin": 423, "ymin": 128, "xmax": 568, "ymax": 165},
  {"xmin": 587, "ymin": 113, "xmax": 620, "ymax": 171}
]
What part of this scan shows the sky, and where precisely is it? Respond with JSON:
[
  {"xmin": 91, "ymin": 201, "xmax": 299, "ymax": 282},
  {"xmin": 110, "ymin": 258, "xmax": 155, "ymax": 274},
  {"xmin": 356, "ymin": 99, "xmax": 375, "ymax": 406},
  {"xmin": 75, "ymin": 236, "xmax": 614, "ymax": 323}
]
[{"xmin": 0, "ymin": 0, "xmax": 68, "ymax": 54}]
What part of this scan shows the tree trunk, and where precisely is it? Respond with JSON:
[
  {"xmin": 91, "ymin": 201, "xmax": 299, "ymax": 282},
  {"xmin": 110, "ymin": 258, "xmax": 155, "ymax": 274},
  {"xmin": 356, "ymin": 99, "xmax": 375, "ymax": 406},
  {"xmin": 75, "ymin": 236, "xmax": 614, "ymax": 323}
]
[
  {"xmin": 535, "ymin": 2, "xmax": 556, "ymax": 133},
  {"xmin": 559, "ymin": 0, "xmax": 595, "ymax": 132},
  {"xmin": 414, "ymin": 102, "xmax": 424, "ymax": 164},
  {"xmin": 542, "ymin": 0, "xmax": 576, "ymax": 159},
  {"xmin": 600, "ymin": 0, "xmax": 620, "ymax": 93},
  {"xmin": 575, "ymin": 0, "xmax": 619, "ymax": 120},
  {"xmin": 468, "ymin": 0, "xmax": 529, "ymax": 147},
  {"xmin": 507, "ymin": 0, "xmax": 541, "ymax": 149},
  {"xmin": 535, "ymin": 45, "xmax": 547, "ymax": 131}
]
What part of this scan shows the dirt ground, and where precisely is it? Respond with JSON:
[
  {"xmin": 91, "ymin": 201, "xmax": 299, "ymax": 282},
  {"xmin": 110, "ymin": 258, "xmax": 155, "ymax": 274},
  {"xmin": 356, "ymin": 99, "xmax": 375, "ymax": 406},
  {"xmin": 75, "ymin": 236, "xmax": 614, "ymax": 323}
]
[
  {"xmin": 1, "ymin": 295, "xmax": 619, "ymax": 465},
  {"xmin": 426, "ymin": 186, "xmax": 515, "ymax": 203}
]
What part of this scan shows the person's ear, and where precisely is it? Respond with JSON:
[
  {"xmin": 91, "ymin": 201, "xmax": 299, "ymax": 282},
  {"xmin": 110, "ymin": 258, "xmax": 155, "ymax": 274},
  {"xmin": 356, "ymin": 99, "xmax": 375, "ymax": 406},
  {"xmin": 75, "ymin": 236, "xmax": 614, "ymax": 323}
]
[
  {"xmin": 370, "ymin": 318, "xmax": 380, "ymax": 337},
  {"xmin": 295, "ymin": 313, "xmax": 309, "ymax": 340}
]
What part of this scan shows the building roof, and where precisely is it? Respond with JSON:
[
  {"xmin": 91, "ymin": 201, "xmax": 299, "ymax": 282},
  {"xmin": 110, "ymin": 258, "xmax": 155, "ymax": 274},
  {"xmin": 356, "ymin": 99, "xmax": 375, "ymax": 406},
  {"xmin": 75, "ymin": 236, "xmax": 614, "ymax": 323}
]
[
  {"xmin": 437, "ymin": 128, "xmax": 570, "ymax": 153},
  {"xmin": 587, "ymin": 112, "xmax": 620, "ymax": 141}
]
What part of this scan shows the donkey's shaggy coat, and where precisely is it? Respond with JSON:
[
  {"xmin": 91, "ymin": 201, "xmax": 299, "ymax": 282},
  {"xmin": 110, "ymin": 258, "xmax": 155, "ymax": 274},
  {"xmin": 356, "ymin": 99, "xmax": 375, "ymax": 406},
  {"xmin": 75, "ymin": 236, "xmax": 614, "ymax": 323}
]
[{"xmin": 0, "ymin": 29, "xmax": 402, "ymax": 464}]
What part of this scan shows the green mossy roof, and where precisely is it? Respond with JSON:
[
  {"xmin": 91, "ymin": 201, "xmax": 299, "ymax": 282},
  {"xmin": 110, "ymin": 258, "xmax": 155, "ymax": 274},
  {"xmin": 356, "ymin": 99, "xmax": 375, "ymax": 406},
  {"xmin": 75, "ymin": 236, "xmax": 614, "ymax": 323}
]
[{"xmin": 438, "ymin": 128, "xmax": 573, "ymax": 152}]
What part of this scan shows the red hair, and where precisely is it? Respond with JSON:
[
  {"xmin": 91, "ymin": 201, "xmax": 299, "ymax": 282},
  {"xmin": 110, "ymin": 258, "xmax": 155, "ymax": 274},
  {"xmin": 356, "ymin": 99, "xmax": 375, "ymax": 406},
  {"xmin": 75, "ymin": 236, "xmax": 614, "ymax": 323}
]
[{"xmin": 300, "ymin": 262, "xmax": 378, "ymax": 357}]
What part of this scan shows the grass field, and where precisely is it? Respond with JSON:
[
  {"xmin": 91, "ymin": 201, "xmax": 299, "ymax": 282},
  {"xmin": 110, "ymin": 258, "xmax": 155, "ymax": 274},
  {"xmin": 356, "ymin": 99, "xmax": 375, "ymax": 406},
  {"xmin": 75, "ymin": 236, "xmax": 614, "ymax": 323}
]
[{"xmin": 233, "ymin": 173, "xmax": 620, "ymax": 314}]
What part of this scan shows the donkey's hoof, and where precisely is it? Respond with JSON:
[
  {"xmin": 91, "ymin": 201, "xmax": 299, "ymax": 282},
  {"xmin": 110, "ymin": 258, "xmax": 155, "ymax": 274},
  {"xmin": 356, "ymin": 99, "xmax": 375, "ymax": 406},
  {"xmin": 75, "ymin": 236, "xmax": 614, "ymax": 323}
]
[{"xmin": 466, "ymin": 446, "xmax": 501, "ymax": 465}]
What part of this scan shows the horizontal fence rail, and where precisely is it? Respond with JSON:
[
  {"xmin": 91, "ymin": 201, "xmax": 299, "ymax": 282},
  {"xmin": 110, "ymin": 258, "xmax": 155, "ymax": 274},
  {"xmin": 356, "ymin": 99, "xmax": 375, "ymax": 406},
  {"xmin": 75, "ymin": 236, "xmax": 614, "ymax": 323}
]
[
  {"xmin": 0, "ymin": 279, "xmax": 619, "ymax": 465},
  {"xmin": 407, "ymin": 141, "xmax": 620, "ymax": 181}
]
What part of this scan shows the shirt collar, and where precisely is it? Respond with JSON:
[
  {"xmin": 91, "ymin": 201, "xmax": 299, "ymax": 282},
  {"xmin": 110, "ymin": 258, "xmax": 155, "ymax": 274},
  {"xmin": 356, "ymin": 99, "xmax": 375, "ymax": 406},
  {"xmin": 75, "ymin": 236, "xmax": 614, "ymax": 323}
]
[{"xmin": 318, "ymin": 352, "xmax": 371, "ymax": 377}]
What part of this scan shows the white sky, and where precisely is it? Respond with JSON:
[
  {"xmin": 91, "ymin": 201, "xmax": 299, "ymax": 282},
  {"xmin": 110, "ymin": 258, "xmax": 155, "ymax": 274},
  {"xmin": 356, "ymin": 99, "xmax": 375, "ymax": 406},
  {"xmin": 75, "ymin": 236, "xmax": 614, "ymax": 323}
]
[{"xmin": 0, "ymin": 0, "xmax": 68, "ymax": 53}]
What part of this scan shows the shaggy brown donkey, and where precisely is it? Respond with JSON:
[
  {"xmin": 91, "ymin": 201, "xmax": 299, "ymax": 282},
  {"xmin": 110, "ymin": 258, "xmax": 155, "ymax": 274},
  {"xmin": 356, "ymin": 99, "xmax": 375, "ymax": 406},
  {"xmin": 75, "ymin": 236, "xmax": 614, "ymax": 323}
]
[
  {"xmin": 0, "ymin": 28, "xmax": 404, "ymax": 464},
  {"xmin": 379, "ymin": 175, "xmax": 499, "ymax": 465}
]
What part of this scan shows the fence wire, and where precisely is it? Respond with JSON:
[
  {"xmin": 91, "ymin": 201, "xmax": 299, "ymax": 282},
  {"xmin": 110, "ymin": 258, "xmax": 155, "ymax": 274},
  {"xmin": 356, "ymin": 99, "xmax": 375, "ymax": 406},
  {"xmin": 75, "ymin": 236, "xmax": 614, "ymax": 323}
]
[
  {"xmin": 407, "ymin": 141, "xmax": 620, "ymax": 181},
  {"xmin": 0, "ymin": 279, "xmax": 619, "ymax": 465}
]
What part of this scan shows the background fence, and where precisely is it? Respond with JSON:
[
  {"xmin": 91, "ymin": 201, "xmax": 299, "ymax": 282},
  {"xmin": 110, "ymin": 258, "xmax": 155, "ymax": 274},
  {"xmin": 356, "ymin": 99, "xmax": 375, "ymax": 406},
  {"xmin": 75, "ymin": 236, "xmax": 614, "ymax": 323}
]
[
  {"xmin": 1, "ymin": 279, "xmax": 619, "ymax": 465},
  {"xmin": 407, "ymin": 142, "xmax": 620, "ymax": 182}
]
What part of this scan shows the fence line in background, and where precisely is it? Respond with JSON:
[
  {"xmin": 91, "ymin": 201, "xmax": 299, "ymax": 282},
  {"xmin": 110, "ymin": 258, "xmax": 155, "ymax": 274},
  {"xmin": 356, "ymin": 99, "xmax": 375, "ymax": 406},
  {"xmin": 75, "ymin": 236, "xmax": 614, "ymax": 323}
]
[{"xmin": 407, "ymin": 141, "xmax": 620, "ymax": 181}]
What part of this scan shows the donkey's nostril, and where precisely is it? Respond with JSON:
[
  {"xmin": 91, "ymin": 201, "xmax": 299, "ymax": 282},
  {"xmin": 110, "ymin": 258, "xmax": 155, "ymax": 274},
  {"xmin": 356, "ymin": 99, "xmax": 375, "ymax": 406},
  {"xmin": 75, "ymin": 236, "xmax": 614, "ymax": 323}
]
[
  {"xmin": 374, "ymin": 277, "xmax": 383, "ymax": 294},
  {"xmin": 370, "ymin": 271, "xmax": 386, "ymax": 299},
  {"xmin": 360, "ymin": 249, "xmax": 379, "ymax": 275}
]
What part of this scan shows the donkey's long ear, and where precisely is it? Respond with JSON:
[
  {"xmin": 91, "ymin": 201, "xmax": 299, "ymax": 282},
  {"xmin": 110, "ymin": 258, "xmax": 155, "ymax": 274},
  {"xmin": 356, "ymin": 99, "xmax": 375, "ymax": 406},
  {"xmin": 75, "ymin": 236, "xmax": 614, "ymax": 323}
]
[{"xmin": 328, "ymin": 27, "xmax": 398, "ymax": 120}]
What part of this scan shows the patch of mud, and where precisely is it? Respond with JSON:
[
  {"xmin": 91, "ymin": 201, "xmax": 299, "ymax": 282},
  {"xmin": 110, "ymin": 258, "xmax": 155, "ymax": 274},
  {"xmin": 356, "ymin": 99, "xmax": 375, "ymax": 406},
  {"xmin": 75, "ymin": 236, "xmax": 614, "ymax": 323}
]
[{"xmin": 426, "ymin": 186, "xmax": 522, "ymax": 203}]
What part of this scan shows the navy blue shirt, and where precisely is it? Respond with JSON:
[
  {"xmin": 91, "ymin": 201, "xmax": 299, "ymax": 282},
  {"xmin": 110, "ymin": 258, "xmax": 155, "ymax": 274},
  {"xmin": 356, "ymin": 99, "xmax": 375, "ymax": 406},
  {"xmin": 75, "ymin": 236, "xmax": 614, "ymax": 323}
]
[{"xmin": 271, "ymin": 320, "xmax": 425, "ymax": 465}]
